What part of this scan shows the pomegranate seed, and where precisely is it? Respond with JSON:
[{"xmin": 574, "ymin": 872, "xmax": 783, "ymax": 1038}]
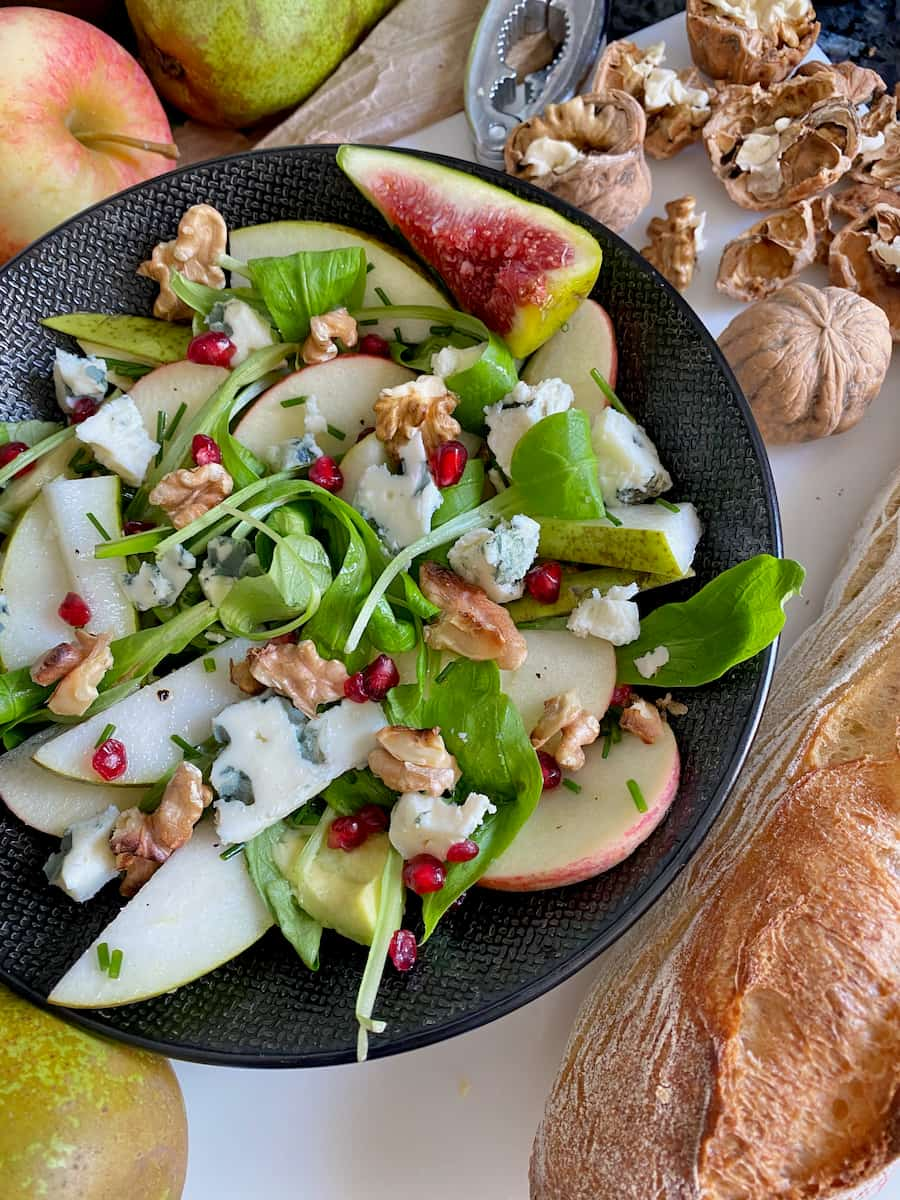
[
  {"xmin": 58, "ymin": 592, "xmax": 91, "ymax": 627},
  {"xmin": 187, "ymin": 331, "xmax": 236, "ymax": 367},
  {"xmin": 430, "ymin": 440, "xmax": 468, "ymax": 488},
  {"xmin": 610, "ymin": 684, "xmax": 633, "ymax": 708},
  {"xmin": 123, "ymin": 520, "xmax": 155, "ymax": 536},
  {"xmin": 362, "ymin": 654, "xmax": 399, "ymax": 701},
  {"xmin": 192, "ymin": 433, "xmax": 222, "ymax": 466},
  {"xmin": 267, "ymin": 632, "xmax": 295, "ymax": 645},
  {"xmin": 402, "ymin": 854, "xmax": 446, "ymax": 894},
  {"xmin": 92, "ymin": 738, "xmax": 128, "ymax": 781},
  {"xmin": 308, "ymin": 456, "xmax": 343, "ymax": 493},
  {"xmin": 537, "ymin": 750, "xmax": 561, "ymax": 791},
  {"xmin": 69, "ymin": 396, "xmax": 99, "ymax": 424},
  {"xmin": 0, "ymin": 441, "xmax": 33, "ymax": 478},
  {"xmin": 356, "ymin": 425, "xmax": 376, "ymax": 443},
  {"xmin": 358, "ymin": 333, "xmax": 391, "ymax": 358},
  {"xmin": 389, "ymin": 929, "xmax": 418, "ymax": 972},
  {"xmin": 328, "ymin": 816, "xmax": 366, "ymax": 852},
  {"xmin": 343, "ymin": 672, "xmax": 369, "ymax": 703},
  {"xmin": 356, "ymin": 803, "xmax": 389, "ymax": 835},
  {"xmin": 525, "ymin": 561, "xmax": 562, "ymax": 605},
  {"xmin": 446, "ymin": 838, "xmax": 479, "ymax": 863}
]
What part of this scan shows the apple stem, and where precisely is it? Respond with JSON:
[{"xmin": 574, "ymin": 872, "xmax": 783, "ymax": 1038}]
[{"xmin": 76, "ymin": 131, "xmax": 180, "ymax": 160}]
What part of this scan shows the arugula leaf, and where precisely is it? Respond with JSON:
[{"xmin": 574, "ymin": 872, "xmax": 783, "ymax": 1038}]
[
  {"xmin": 616, "ymin": 555, "xmax": 805, "ymax": 687},
  {"xmin": 0, "ymin": 420, "xmax": 63, "ymax": 447},
  {"xmin": 245, "ymin": 822, "xmax": 322, "ymax": 970},
  {"xmin": 247, "ymin": 248, "xmax": 368, "ymax": 341},
  {"xmin": 322, "ymin": 768, "xmax": 397, "ymax": 816},
  {"xmin": 355, "ymin": 844, "xmax": 404, "ymax": 1061},
  {"xmin": 169, "ymin": 273, "xmax": 272, "ymax": 322}
]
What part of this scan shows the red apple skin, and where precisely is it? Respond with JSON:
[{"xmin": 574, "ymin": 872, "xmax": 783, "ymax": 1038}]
[
  {"xmin": 0, "ymin": 7, "xmax": 174, "ymax": 263},
  {"xmin": 594, "ymin": 301, "xmax": 618, "ymax": 391}
]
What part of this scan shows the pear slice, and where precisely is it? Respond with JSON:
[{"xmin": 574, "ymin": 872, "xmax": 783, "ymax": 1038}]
[
  {"xmin": 0, "ymin": 494, "xmax": 72, "ymax": 669},
  {"xmin": 337, "ymin": 432, "xmax": 389, "ymax": 503},
  {"xmin": 33, "ymin": 640, "xmax": 249, "ymax": 785},
  {"xmin": 234, "ymin": 355, "xmax": 415, "ymax": 461},
  {"xmin": 77, "ymin": 339, "xmax": 158, "ymax": 367},
  {"xmin": 521, "ymin": 299, "xmax": 618, "ymax": 419},
  {"xmin": 507, "ymin": 565, "xmax": 687, "ymax": 625},
  {"xmin": 0, "ymin": 438, "xmax": 78, "ymax": 522},
  {"xmin": 48, "ymin": 820, "xmax": 272, "ymax": 1008},
  {"xmin": 0, "ymin": 729, "xmax": 143, "ymax": 837},
  {"xmin": 537, "ymin": 502, "xmax": 702, "ymax": 577},
  {"xmin": 500, "ymin": 629, "xmax": 616, "ymax": 731},
  {"xmin": 41, "ymin": 314, "xmax": 192, "ymax": 364},
  {"xmin": 43, "ymin": 476, "xmax": 136, "ymax": 642},
  {"xmin": 126, "ymin": 360, "xmax": 229, "ymax": 440}
]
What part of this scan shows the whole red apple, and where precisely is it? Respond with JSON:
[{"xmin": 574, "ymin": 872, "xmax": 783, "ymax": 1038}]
[{"xmin": 0, "ymin": 6, "xmax": 177, "ymax": 264}]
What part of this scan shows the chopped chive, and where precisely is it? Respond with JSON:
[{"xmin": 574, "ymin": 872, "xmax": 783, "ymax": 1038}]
[
  {"xmin": 655, "ymin": 497, "xmax": 681, "ymax": 514},
  {"xmin": 170, "ymin": 734, "xmax": 198, "ymax": 755},
  {"xmin": 627, "ymin": 778, "xmax": 647, "ymax": 813},
  {"xmin": 590, "ymin": 368, "xmax": 634, "ymax": 421},
  {"xmin": 94, "ymin": 723, "xmax": 116, "ymax": 748},
  {"xmin": 611, "ymin": 723, "xmax": 622, "ymax": 744},
  {"xmin": 326, "ymin": 423, "xmax": 346, "ymax": 441},
  {"xmin": 562, "ymin": 778, "xmax": 582, "ymax": 793},
  {"xmin": 108, "ymin": 948, "xmax": 124, "ymax": 979},
  {"xmin": 429, "ymin": 324, "xmax": 453, "ymax": 336},
  {"xmin": 203, "ymin": 657, "xmax": 216, "ymax": 673},
  {"xmin": 85, "ymin": 511, "xmax": 111, "ymax": 541},
  {"xmin": 601, "ymin": 732, "xmax": 612, "ymax": 759},
  {"xmin": 374, "ymin": 286, "xmax": 392, "ymax": 306},
  {"xmin": 166, "ymin": 401, "xmax": 188, "ymax": 442},
  {"xmin": 393, "ymin": 326, "xmax": 404, "ymax": 344},
  {"xmin": 97, "ymin": 942, "xmax": 110, "ymax": 972},
  {"xmin": 220, "ymin": 842, "xmax": 246, "ymax": 860},
  {"xmin": 280, "ymin": 395, "xmax": 308, "ymax": 409},
  {"xmin": 154, "ymin": 410, "xmax": 167, "ymax": 464},
  {"xmin": 605, "ymin": 511, "xmax": 623, "ymax": 528},
  {"xmin": 366, "ymin": 262, "xmax": 375, "ymax": 273},
  {"xmin": 358, "ymin": 318, "xmax": 379, "ymax": 327}
]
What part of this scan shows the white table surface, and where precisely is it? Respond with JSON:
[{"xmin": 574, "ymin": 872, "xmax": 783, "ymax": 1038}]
[{"xmin": 176, "ymin": 15, "xmax": 900, "ymax": 1198}]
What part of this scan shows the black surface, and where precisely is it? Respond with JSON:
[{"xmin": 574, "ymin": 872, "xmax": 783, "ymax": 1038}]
[{"xmin": 0, "ymin": 147, "xmax": 779, "ymax": 1066}]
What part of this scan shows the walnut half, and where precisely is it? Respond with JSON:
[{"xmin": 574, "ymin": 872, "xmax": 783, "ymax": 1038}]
[
  {"xmin": 641, "ymin": 196, "xmax": 706, "ymax": 292},
  {"xmin": 419, "ymin": 561, "xmax": 528, "ymax": 671},
  {"xmin": 137, "ymin": 204, "xmax": 227, "ymax": 322},
  {"xmin": 717, "ymin": 195, "xmax": 832, "ymax": 302},
  {"xmin": 149, "ymin": 462, "xmax": 234, "ymax": 529},
  {"xmin": 30, "ymin": 630, "xmax": 113, "ymax": 717},
  {"xmin": 374, "ymin": 375, "xmax": 460, "ymax": 462},
  {"xmin": 301, "ymin": 308, "xmax": 358, "ymax": 365},
  {"xmin": 368, "ymin": 726, "xmax": 460, "ymax": 796},
  {"xmin": 530, "ymin": 691, "xmax": 601, "ymax": 770},
  {"xmin": 243, "ymin": 639, "xmax": 349, "ymax": 717}
]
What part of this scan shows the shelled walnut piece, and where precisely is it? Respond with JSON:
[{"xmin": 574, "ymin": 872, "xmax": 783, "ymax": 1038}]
[
  {"xmin": 301, "ymin": 308, "xmax": 358, "ymax": 365},
  {"xmin": 686, "ymin": 0, "xmax": 819, "ymax": 85},
  {"xmin": 374, "ymin": 374, "xmax": 460, "ymax": 462},
  {"xmin": 718, "ymin": 282, "xmax": 892, "ymax": 443},
  {"xmin": 110, "ymin": 762, "xmax": 212, "ymax": 896},
  {"xmin": 620, "ymin": 698, "xmax": 665, "ymax": 744},
  {"xmin": 137, "ymin": 203, "xmax": 227, "ymax": 321},
  {"xmin": 242, "ymin": 639, "xmax": 349, "ymax": 717},
  {"xmin": 149, "ymin": 462, "xmax": 233, "ymax": 528},
  {"xmin": 530, "ymin": 690, "xmax": 601, "ymax": 770},
  {"xmin": 830, "ymin": 203, "xmax": 900, "ymax": 339},
  {"xmin": 717, "ymin": 195, "xmax": 832, "ymax": 301},
  {"xmin": 504, "ymin": 92, "xmax": 651, "ymax": 232},
  {"xmin": 419, "ymin": 561, "xmax": 527, "ymax": 670},
  {"xmin": 704, "ymin": 75, "xmax": 859, "ymax": 210},
  {"xmin": 591, "ymin": 40, "xmax": 716, "ymax": 159},
  {"xmin": 30, "ymin": 630, "xmax": 113, "ymax": 718},
  {"xmin": 368, "ymin": 726, "xmax": 460, "ymax": 796},
  {"xmin": 641, "ymin": 196, "xmax": 705, "ymax": 291}
]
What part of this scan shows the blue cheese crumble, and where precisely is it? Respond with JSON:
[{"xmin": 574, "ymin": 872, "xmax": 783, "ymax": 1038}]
[
  {"xmin": 388, "ymin": 791, "xmax": 497, "ymax": 861},
  {"xmin": 567, "ymin": 582, "xmax": 641, "ymax": 645},
  {"xmin": 354, "ymin": 429, "xmax": 443, "ymax": 551},
  {"xmin": 591, "ymin": 408, "xmax": 672, "ymax": 505},
  {"xmin": 53, "ymin": 348, "xmax": 107, "ymax": 411},
  {"xmin": 198, "ymin": 535, "xmax": 261, "ymax": 607},
  {"xmin": 448, "ymin": 514, "xmax": 540, "ymax": 602},
  {"xmin": 122, "ymin": 544, "xmax": 196, "ymax": 611},
  {"xmin": 74, "ymin": 394, "xmax": 159, "ymax": 486},
  {"xmin": 484, "ymin": 378, "xmax": 574, "ymax": 475}
]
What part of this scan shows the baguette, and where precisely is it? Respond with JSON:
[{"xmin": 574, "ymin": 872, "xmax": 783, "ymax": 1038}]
[{"xmin": 531, "ymin": 469, "xmax": 900, "ymax": 1200}]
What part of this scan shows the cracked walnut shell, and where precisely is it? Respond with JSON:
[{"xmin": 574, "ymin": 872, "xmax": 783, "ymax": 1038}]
[
  {"xmin": 149, "ymin": 462, "xmax": 234, "ymax": 528},
  {"xmin": 704, "ymin": 75, "xmax": 858, "ymax": 210},
  {"xmin": 830, "ymin": 204, "xmax": 900, "ymax": 340},
  {"xmin": 374, "ymin": 374, "xmax": 460, "ymax": 462},
  {"xmin": 832, "ymin": 184, "xmax": 900, "ymax": 221},
  {"xmin": 641, "ymin": 195, "xmax": 705, "ymax": 291},
  {"xmin": 368, "ymin": 726, "xmax": 460, "ymax": 797},
  {"xmin": 137, "ymin": 203, "xmax": 227, "ymax": 321},
  {"xmin": 795, "ymin": 60, "xmax": 886, "ymax": 107},
  {"xmin": 244, "ymin": 639, "xmax": 349, "ymax": 717},
  {"xmin": 718, "ymin": 282, "xmax": 891, "ymax": 443},
  {"xmin": 686, "ymin": 0, "xmax": 819, "ymax": 86},
  {"xmin": 717, "ymin": 195, "xmax": 832, "ymax": 301},
  {"xmin": 504, "ymin": 92, "xmax": 651, "ymax": 233},
  {"xmin": 850, "ymin": 100, "xmax": 900, "ymax": 190}
]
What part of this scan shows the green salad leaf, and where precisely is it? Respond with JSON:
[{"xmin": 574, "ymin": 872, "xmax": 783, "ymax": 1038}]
[
  {"xmin": 322, "ymin": 768, "xmax": 396, "ymax": 816},
  {"xmin": 169, "ymin": 273, "xmax": 271, "ymax": 322},
  {"xmin": 245, "ymin": 822, "xmax": 322, "ymax": 970},
  {"xmin": 616, "ymin": 555, "xmax": 806, "ymax": 687},
  {"xmin": 0, "ymin": 669, "xmax": 50, "ymax": 728},
  {"xmin": 431, "ymin": 459, "xmax": 484, "ymax": 529},
  {"xmin": 269, "ymin": 533, "xmax": 332, "ymax": 609},
  {"xmin": 355, "ymin": 842, "xmax": 404, "ymax": 1061},
  {"xmin": 0, "ymin": 420, "xmax": 63, "ymax": 447},
  {"xmin": 246, "ymin": 248, "xmax": 368, "ymax": 341}
]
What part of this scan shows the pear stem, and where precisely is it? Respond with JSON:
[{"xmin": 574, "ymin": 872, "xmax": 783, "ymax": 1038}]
[{"xmin": 76, "ymin": 131, "xmax": 180, "ymax": 160}]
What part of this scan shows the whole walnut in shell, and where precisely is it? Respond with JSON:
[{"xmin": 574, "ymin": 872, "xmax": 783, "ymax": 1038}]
[
  {"xmin": 717, "ymin": 195, "xmax": 832, "ymax": 301},
  {"xmin": 829, "ymin": 203, "xmax": 900, "ymax": 339},
  {"xmin": 704, "ymin": 75, "xmax": 859, "ymax": 210},
  {"xmin": 718, "ymin": 283, "xmax": 891, "ymax": 443},
  {"xmin": 686, "ymin": 0, "xmax": 819, "ymax": 85},
  {"xmin": 504, "ymin": 92, "xmax": 651, "ymax": 232}
]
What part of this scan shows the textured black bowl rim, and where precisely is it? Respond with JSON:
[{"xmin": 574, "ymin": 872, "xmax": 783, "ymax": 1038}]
[{"xmin": 0, "ymin": 145, "xmax": 781, "ymax": 1067}]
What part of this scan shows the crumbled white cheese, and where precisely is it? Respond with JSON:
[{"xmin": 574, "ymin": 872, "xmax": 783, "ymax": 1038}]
[
  {"xmin": 703, "ymin": 0, "xmax": 811, "ymax": 33},
  {"xmin": 872, "ymin": 236, "xmax": 900, "ymax": 271},
  {"xmin": 122, "ymin": 544, "xmax": 196, "ymax": 611},
  {"xmin": 643, "ymin": 68, "xmax": 709, "ymax": 112},
  {"xmin": 567, "ymin": 583, "xmax": 641, "ymax": 645},
  {"xmin": 53, "ymin": 348, "xmax": 107, "ymax": 411},
  {"xmin": 485, "ymin": 377, "xmax": 574, "ymax": 476},
  {"xmin": 354, "ymin": 429, "xmax": 443, "ymax": 551},
  {"xmin": 198, "ymin": 536, "xmax": 259, "ymax": 607},
  {"xmin": 208, "ymin": 298, "xmax": 275, "ymax": 365},
  {"xmin": 634, "ymin": 644, "xmax": 670, "ymax": 679},
  {"xmin": 447, "ymin": 514, "xmax": 540, "ymax": 602},
  {"xmin": 430, "ymin": 344, "xmax": 483, "ymax": 378},
  {"xmin": 591, "ymin": 408, "xmax": 673, "ymax": 505},
  {"xmin": 74, "ymin": 394, "xmax": 159, "ymax": 486},
  {"xmin": 303, "ymin": 395, "xmax": 328, "ymax": 436},
  {"xmin": 388, "ymin": 791, "xmax": 497, "ymax": 861},
  {"xmin": 43, "ymin": 806, "xmax": 120, "ymax": 903},
  {"xmin": 521, "ymin": 136, "xmax": 584, "ymax": 177},
  {"xmin": 267, "ymin": 434, "xmax": 324, "ymax": 472}
]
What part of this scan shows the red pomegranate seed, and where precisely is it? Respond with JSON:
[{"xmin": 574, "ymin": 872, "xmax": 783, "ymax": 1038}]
[
  {"xmin": 69, "ymin": 396, "xmax": 99, "ymax": 424},
  {"xmin": 537, "ymin": 750, "xmax": 561, "ymax": 791},
  {"xmin": 0, "ymin": 441, "xmax": 33, "ymax": 478},
  {"xmin": 610, "ymin": 684, "xmax": 633, "ymax": 708},
  {"xmin": 358, "ymin": 333, "xmax": 391, "ymax": 358},
  {"xmin": 308, "ymin": 456, "xmax": 343, "ymax": 493},
  {"xmin": 187, "ymin": 331, "xmax": 236, "ymax": 367},
  {"xmin": 343, "ymin": 672, "xmax": 369, "ymax": 703},
  {"xmin": 356, "ymin": 425, "xmax": 376, "ymax": 443},
  {"xmin": 267, "ymin": 633, "xmax": 295, "ymax": 646},
  {"xmin": 362, "ymin": 654, "xmax": 399, "ymax": 701},
  {"xmin": 446, "ymin": 838, "xmax": 479, "ymax": 863},
  {"xmin": 58, "ymin": 592, "xmax": 91, "ymax": 627},
  {"xmin": 192, "ymin": 433, "xmax": 222, "ymax": 466},
  {"xmin": 389, "ymin": 929, "xmax": 418, "ymax": 972},
  {"xmin": 328, "ymin": 815, "xmax": 366, "ymax": 852},
  {"xmin": 123, "ymin": 520, "xmax": 155, "ymax": 536},
  {"xmin": 92, "ymin": 738, "xmax": 128, "ymax": 781},
  {"xmin": 430, "ymin": 440, "xmax": 468, "ymax": 488},
  {"xmin": 525, "ymin": 561, "xmax": 562, "ymax": 605},
  {"xmin": 402, "ymin": 854, "xmax": 446, "ymax": 894},
  {"xmin": 356, "ymin": 803, "xmax": 389, "ymax": 835}
]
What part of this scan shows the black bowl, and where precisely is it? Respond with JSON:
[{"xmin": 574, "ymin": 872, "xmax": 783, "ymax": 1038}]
[{"xmin": 0, "ymin": 147, "xmax": 778, "ymax": 1066}]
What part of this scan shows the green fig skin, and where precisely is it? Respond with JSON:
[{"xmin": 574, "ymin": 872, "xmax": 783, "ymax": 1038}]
[
  {"xmin": 126, "ymin": 0, "xmax": 397, "ymax": 127},
  {"xmin": 0, "ymin": 985, "xmax": 187, "ymax": 1200}
]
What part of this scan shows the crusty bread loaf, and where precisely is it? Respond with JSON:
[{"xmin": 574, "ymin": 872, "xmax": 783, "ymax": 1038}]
[{"xmin": 531, "ymin": 468, "xmax": 900, "ymax": 1200}]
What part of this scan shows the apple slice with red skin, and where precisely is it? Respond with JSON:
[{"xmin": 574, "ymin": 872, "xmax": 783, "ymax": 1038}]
[
  {"xmin": 234, "ymin": 354, "xmax": 415, "ymax": 461},
  {"xmin": 127, "ymin": 360, "xmax": 229, "ymax": 440},
  {"xmin": 521, "ymin": 299, "xmax": 618, "ymax": 421}
]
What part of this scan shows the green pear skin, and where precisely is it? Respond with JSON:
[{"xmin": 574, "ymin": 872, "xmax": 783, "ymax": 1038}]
[
  {"xmin": 507, "ymin": 565, "xmax": 686, "ymax": 624},
  {"xmin": 42, "ymin": 314, "xmax": 191, "ymax": 363}
]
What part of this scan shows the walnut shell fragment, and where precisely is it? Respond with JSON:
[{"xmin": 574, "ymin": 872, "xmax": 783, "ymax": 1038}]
[
  {"xmin": 641, "ymin": 195, "xmax": 706, "ymax": 291},
  {"xmin": 504, "ymin": 92, "xmax": 651, "ymax": 232},
  {"xmin": 829, "ymin": 203, "xmax": 900, "ymax": 339},
  {"xmin": 686, "ymin": 0, "xmax": 819, "ymax": 85},
  {"xmin": 704, "ymin": 75, "xmax": 859, "ymax": 209},
  {"xmin": 717, "ymin": 195, "xmax": 832, "ymax": 301},
  {"xmin": 832, "ymin": 183, "xmax": 900, "ymax": 221},
  {"xmin": 795, "ymin": 60, "xmax": 886, "ymax": 107},
  {"xmin": 718, "ymin": 282, "xmax": 891, "ymax": 443},
  {"xmin": 850, "ymin": 98, "xmax": 900, "ymax": 190}
]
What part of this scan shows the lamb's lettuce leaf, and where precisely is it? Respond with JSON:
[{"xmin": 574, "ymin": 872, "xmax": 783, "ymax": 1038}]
[
  {"xmin": 431, "ymin": 460, "xmax": 484, "ymax": 529},
  {"xmin": 245, "ymin": 821, "xmax": 322, "ymax": 970},
  {"xmin": 322, "ymin": 768, "xmax": 396, "ymax": 816},
  {"xmin": 355, "ymin": 842, "xmax": 404, "ymax": 1061},
  {"xmin": 168, "ymin": 273, "xmax": 271, "ymax": 322},
  {"xmin": 0, "ymin": 427, "xmax": 76, "ymax": 490},
  {"xmin": 247, "ymin": 248, "xmax": 368, "ymax": 341}
]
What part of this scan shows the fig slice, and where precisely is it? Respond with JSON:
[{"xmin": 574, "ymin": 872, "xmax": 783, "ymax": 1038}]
[{"xmin": 337, "ymin": 145, "xmax": 602, "ymax": 358}]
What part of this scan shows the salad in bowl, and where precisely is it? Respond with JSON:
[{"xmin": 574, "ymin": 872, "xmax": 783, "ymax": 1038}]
[{"xmin": 0, "ymin": 148, "xmax": 801, "ymax": 1058}]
